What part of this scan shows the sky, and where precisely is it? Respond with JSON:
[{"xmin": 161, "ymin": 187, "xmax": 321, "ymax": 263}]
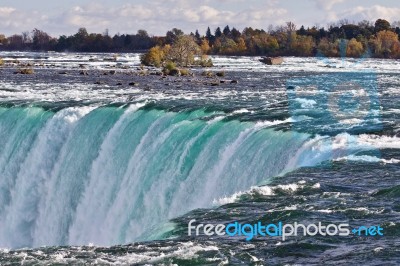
[{"xmin": 0, "ymin": 0, "xmax": 400, "ymax": 37}]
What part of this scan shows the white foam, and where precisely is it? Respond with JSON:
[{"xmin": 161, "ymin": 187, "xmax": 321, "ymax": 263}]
[
  {"xmin": 112, "ymin": 241, "xmax": 219, "ymax": 265},
  {"xmin": 232, "ymin": 108, "xmax": 251, "ymax": 114},
  {"xmin": 357, "ymin": 134, "xmax": 400, "ymax": 149},
  {"xmin": 254, "ymin": 118, "xmax": 293, "ymax": 128},
  {"xmin": 295, "ymin": 98, "xmax": 317, "ymax": 108},
  {"xmin": 335, "ymin": 155, "xmax": 400, "ymax": 164},
  {"xmin": 213, "ymin": 182, "xmax": 303, "ymax": 205}
]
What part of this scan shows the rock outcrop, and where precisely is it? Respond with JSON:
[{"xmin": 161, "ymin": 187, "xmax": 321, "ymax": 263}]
[{"xmin": 259, "ymin": 57, "xmax": 284, "ymax": 65}]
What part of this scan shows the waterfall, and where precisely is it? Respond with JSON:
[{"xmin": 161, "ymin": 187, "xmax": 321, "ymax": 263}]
[{"xmin": 0, "ymin": 105, "xmax": 369, "ymax": 248}]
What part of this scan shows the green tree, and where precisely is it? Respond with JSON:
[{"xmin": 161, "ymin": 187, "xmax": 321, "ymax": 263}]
[
  {"xmin": 223, "ymin": 25, "xmax": 231, "ymax": 36},
  {"xmin": 291, "ymin": 34, "xmax": 314, "ymax": 56},
  {"xmin": 231, "ymin": 27, "xmax": 241, "ymax": 40},
  {"xmin": 218, "ymin": 37, "xmax": 238, "ymax": 54},
  {"xmin": 195, "ymin": 30, "xmax": 201, "ymax": 41},
  {"xmin": 374, "ymin": 19, "xmax": 391, "ymax": 33},
  {"xmin": 166, "ymin": 28, "xmax": 184, "ymax": 44},
  {"xmin": 215, "ymin": 27, "xmax": 222, "ymax": 38}
]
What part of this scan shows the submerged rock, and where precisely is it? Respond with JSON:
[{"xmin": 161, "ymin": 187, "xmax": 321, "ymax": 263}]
[
  {"xmin": 201, "ymin": 71, "xmax": 214, "ymax": 78},
  {"xmin": 169, "ymin": 69, "xmax": 181, "ymax": 76},
  {"xmin": 15, "ymin": 68, "xmax": 34, "ymax": 74}
]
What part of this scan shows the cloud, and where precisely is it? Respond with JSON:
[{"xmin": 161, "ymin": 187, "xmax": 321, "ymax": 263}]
[
  {"xmin": 335, "ymin": 5, "xmax": 400, "ymax": 23},
  {"xmin": 2, "ymin": 1, "xmax": 399, "ymax": 37},
  {"xmin": 0, "ymin": 6, "xmax": 48, "ymax": 34},
  {"xmin": 43, "ymin": 3, "xmax": 288, "ymax": 36},
  {"xmin": 0, "ymin": 7, "xmax": 16, "ymax": 15},
  {"xmin": 311, "ymin": 0, "xmax": 344, "ymax": 11}
]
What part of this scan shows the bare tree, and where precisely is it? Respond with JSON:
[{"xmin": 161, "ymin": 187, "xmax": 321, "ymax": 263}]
[
  {"xmin": 22, "ymin": 31, "xmax": 31, "ymax": 44},
  {"xmin": 392, "ymin": 21, "xmax": 400, "ymax": 28},
  {"xmin": 286, "ymin": 21, "xmax": 297, "ymax": 33},
  {"xmin": 167, "ymin": 35, "xmax": 201, "ymax": 67},
  {"xmin": 337, "ymin": 19, "xmax": 349, "ymax": 27}
]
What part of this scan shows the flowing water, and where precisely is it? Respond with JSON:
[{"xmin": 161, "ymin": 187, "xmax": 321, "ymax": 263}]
[{"xmin": 0, "ymin": 52, "xmax": 399, "ymax": 265}]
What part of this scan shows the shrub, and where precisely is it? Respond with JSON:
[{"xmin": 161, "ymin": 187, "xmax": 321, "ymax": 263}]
[
  {"xmin": 179, "ymin": 68, "xmax": 191, "ymax": 76},
  {"xmin": 140, "ymin": 46, "xmax": 165, "ymax": 67},
  {"xmin": 196, "ymin": 58, "xmax": 213, "ymax": 67},
  {"xmin": 162, "ymin": 61, "xmax": 177, "ymax": 75}
]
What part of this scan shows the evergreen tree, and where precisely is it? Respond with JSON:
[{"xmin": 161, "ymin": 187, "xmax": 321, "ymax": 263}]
[
  {"xmin": 215, "ymin": 27, "xmax": 222, "ymax": 38},
  {"xmin": 231, "ymin": 27, "xmax": 241, "ymax": 40},
  {"xmin": 205, "ymin": 26, "xmax": 215, "ymax": 45},
  {"xmin": 223, "ymin": 25, "xmax": 231, "ymax": 36},
  {"xmin": 195, "ymin": 30, "xmax": 201, "ymax": 40},
  {"xmin": 298, "ymin": 25, "xmax": 307, "ymax": 35}
]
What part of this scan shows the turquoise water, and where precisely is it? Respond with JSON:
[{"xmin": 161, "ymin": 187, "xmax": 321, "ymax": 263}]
[{"xmin": 0, "ymin": 53, "xmax": 398, "ymax": 264}]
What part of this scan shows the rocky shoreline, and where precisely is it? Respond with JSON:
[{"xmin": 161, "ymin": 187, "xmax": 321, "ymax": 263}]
[{"xmin": 0, "ymin": 61, "xmax": 241, "ymax": 93}]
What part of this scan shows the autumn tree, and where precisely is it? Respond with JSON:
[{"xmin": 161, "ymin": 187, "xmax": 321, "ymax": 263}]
[
  {"xmin": 168, "ymin": 35, "xmax": 202, "ymax": 66},
  {"xmin": 237, "ymin": 37, "xmax": 247, "ymax": 53},
  {"xmin": 290, "ymin": 34, "xmax": 315, "ymax": 56},
  {"xmin": 372, "ymin": 30, "xmax": 400, "ymax": 57},
  {"xmin": 140, "ymin": 45, "xmax": 165, "ymax": 67},
  {"xmin": 247, "ymin": 32, "xmax": 279, "ymax": 54},
  {"xmin": 0, "ymin": 34, "xmax": 7, "ymax": 45},
  {"xmin": 317, "ymin": 38, "xmax": 339, "ymax": 57},
  {"xmin": 346, "ymin": 38, "xmax": 364, "ymax": 57},
  {"xmin": 200, "ymin": 38, "xmax": 211, "ymax": 54}
]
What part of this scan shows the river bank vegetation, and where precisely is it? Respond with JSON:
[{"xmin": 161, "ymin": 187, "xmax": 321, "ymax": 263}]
[{"xmin": 1, "ymin": 19, "xmax": 400, "ymax": 58}]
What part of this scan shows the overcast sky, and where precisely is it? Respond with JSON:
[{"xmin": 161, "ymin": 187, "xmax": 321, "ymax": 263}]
[{"xmin": 1, "ymin": 0, "xmax": 400, "ymax": 37}]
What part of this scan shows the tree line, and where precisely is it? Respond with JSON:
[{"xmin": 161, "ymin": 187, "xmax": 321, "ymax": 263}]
[{"xmin": 1, "ymin": 19, "xmax": 400, "ymax": 58}]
